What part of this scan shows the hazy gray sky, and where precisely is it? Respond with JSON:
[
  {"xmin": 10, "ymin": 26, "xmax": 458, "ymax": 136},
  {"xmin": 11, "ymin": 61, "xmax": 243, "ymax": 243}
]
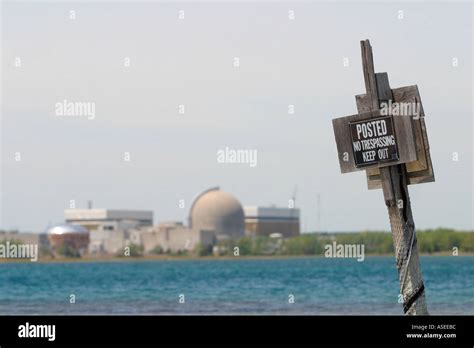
[{"xmin": 1, "ymin": 1, "xmax": 472, "ymax": 232}]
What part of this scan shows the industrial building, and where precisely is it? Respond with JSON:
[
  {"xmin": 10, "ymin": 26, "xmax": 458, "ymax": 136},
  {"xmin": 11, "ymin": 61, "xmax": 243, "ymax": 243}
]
[
  {"xmin": 64, "ymin": 209, "xmax": 153, "ymax": 255},
  {"xmin": 0, "ymin": 231, "xmax": 49, "ymax": 249},
  {"xmin": 88, "ymin": 229, "xmax": 128, "ymax": 255},
  {"xmin": 47, "ymin": 224, "xmax": 90, "ymax": 255},
  {"xmin": 2, "ymin": 188, "xmax": 302, "ymax": 260},
  {"xmin": 52, "ymin": 189, "xmax": 298, "ymax": 256},
  {"xmin": 64, "ymin": 209, "xmax": 153, "ymax": 232},
  {"xmin": 133, "ymin": 187, "xmax": 245, "ymax": 253},
  {"xmin": 133, "ymin": 222, "xmax": 215, "ymax": 253},
  {"xmin": 0, "ymin": 187, "xmax": 300, "ymax": 255},
  {"xmin": 244, "ymin": 206, "xmax": 300, "ymax": 238},
  {"xmin": 60, "ymin": 188, "xmax": 246, "ymax": 255}
]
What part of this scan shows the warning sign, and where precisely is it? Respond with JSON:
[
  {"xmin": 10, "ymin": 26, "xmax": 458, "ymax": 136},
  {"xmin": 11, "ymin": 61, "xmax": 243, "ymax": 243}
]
[{"xmin": 349, "ymin": 116, "xmax": 399, "ymax": 167}]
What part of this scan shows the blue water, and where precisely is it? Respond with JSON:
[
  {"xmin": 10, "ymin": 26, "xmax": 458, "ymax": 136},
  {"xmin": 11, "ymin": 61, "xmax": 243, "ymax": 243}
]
[{"xmin": 0, "ymin": 256, "xmax": 472, "ymax": 315}]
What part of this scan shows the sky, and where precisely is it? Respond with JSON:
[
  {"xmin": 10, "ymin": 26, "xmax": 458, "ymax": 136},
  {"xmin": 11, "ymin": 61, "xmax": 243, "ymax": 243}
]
[{"xmin": 1, "ymin": 1, "xmax": 473, "ymax": 232}]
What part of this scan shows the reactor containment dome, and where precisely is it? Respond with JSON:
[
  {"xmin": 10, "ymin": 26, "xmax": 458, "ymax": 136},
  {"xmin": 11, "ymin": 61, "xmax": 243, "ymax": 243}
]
[{"xmin": 189, "ymin": 187, "xmax": 245, "ymax": 240}]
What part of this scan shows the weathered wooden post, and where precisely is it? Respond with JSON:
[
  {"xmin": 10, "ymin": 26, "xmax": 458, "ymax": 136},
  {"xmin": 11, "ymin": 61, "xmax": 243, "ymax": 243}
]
[{"xmin": 333, "ymin": 40, "xmax": 435, "ymax": 315}]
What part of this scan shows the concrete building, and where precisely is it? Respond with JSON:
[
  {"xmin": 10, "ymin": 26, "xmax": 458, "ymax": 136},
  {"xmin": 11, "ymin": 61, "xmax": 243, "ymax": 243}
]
[
  {"xmin": 136, "ymin": 222, "xmax": 215, "ymax": 253},
  {"xmin": 88, "ymin": 229, "xmax": 126, "ymax": 255},
  {"xmin": 59, "ymin": 188, "xmax": 262, "ymax": 255},
  {"xmin": 0, "ymin": 231, "xmax": 49, "ymax": 248},
  {"xmin": 47, "ymin": 224, "xmax": 90, "ymax": 255},
  {"xmin": 244, "ymin": 206, "xmax": 300, "ymax": 238},
  {"xmin": 64, "ymin": 209, "xmax": 153, "ymax": 255},
  {"xmin": 189, "ymin": 187, "xmax": 245, "ymax": 241},
  {"xmin": 126, "ymin": 187, "xmax": 245, "ymax": 253},
  {"xmin": 64, "ymin": 209, "xmax": 153, "ymax": 232}
]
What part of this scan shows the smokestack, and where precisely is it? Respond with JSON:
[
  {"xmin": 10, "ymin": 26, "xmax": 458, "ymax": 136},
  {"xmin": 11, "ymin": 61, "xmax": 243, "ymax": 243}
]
[{"xmin": 88, "ymin": 200, "xmax": 92, "ymax": 209}]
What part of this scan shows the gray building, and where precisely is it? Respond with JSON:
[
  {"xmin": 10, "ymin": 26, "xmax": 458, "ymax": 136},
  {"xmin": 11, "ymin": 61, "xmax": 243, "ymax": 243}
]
[
  {"xmin": 135, "ymin": 222, "xmax": 215, "ymax": 253},
  {"xmin": 129, "ymin": 187, "xmax": 246, "ymax": 253},
  {"xmin": 64, "ymin": 209, "xmax": 153, "ymax": 232},
  {"xmin": 61, "ymin": 189, "xmax": 249, "ymax": 255},
  {"xmin": 0, "ymin": 231, "xmax": 49, "ymax": 248},
  {"xmin": 244, "ymin": 206, "xmax": 300, "ymax": 238},
  {"xmin": 64, "ymin": 209, "xmax": 153, "ymax": 255}
]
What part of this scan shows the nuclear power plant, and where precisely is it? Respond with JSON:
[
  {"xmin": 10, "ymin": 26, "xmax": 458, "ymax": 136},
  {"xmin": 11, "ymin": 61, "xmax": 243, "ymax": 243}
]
[
  {"xmin": 2, "ymin": 187, "xmax": 300, "ymax": 257},
  {"xmin": 189, "ymin": 187, "xmax": 246, "ymax": 241}
]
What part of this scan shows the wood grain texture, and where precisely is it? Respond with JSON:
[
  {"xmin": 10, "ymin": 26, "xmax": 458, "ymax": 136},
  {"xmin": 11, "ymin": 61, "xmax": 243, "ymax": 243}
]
[
  {"xmin": 360, "ymin": 40, "xmax": 379, "ymax": 111},
  {"xmin": 380, "ymin": 165, "xmax": 428, "ymax": 314},
  {"xmin": 356, "ymin": 85, "xmax": 435, "ymax": 189},
  {"xmin": 333, "ymin": 107, "xmax": 416, "ymax": 173},
  {"xmin": 359, "ymin": 40, "xmax": 428, "ymax": 315},
  {"xmin": 376, "ymin": 73, "xmax": 392, "ymax": 101}
]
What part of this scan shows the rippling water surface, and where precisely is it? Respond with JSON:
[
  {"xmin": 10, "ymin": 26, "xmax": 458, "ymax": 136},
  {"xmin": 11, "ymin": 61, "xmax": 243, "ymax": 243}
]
[{"xmin": 0, "ymin": 256, "xmax": 472, "ymax": 315}]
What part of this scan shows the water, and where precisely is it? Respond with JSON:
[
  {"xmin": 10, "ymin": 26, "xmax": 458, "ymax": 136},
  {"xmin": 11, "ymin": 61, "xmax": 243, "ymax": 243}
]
[{"xmin": 0, "ymin": 256, "xmax": 472, "ymax": 315}]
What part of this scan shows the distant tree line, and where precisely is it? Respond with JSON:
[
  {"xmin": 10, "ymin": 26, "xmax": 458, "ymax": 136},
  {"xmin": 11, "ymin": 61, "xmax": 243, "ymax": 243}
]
[
  {"xmin": 4, "ymin": 228, "xmax": 471, "ymax": 260},
  {"xmin": 199, "ymin": 228, "xmax": 474, "ymax": 256}
]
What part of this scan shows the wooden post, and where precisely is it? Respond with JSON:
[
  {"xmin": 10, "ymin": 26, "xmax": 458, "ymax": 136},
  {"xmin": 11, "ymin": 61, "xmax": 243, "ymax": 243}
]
[{"xmin": 360, "ymin": 40, "xmax": 428, "ymax": 315}]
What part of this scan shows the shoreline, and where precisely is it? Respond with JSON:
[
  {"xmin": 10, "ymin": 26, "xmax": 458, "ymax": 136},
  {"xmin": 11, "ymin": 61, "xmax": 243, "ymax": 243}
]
[{"xmin": 1, "ymin": 252, "xmax": 473, "ymax": 264}]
